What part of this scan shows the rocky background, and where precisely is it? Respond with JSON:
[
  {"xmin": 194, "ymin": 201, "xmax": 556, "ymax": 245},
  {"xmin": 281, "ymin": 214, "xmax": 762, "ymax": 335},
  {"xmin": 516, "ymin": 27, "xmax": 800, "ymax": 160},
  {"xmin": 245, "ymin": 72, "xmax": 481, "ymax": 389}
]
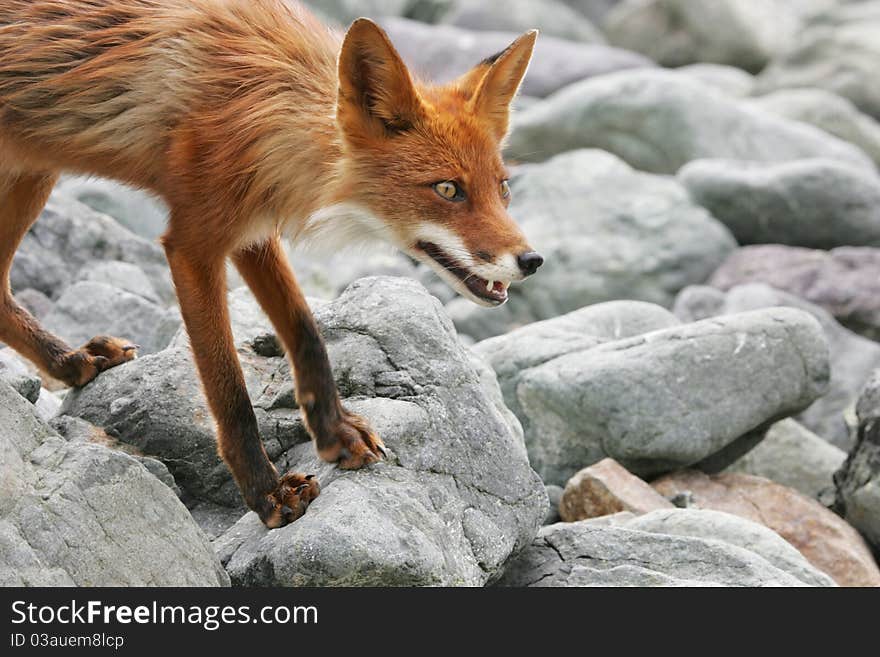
[{"xmin": 2, "ymin": 0, "xmax": 880, "ymax": 587}]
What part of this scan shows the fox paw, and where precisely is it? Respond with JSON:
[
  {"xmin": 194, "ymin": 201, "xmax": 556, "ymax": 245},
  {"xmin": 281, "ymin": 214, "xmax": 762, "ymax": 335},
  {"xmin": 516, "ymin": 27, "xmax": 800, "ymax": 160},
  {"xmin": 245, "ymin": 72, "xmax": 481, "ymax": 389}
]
[
  {"xmin": 316, "ymin": 410, "xmax": 386, "ymax": 469},
  {"xmin": 64, "ymin": 335, "xmax": 139, "ymax": 386},
  {"xmin": 261, "ymin": 472, "xmax": 321, "ymax": 529}
]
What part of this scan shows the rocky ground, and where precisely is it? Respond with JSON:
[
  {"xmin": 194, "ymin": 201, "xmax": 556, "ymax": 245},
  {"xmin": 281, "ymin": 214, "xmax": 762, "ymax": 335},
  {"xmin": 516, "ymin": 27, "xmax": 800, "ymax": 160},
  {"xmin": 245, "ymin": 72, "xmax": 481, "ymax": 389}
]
[{"xmin": 2, "ymin": 0, "xmax": 880, "ymax": 587}]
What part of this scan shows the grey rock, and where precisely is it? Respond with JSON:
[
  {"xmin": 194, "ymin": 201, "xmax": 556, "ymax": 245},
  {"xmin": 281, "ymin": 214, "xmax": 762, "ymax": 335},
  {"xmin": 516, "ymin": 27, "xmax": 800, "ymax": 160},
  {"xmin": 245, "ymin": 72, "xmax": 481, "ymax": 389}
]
[
  {"xmin": 0, "ymin": 382, "xmax": 227, "ymax": 586},
  {"xmin": 0, "ymin": 367, "xmax": 40, "ymax": 405},
  {"xmin": 506, "ymin": 70, "xmax": 873, "ymax": 172},
  {"xmin": 10, "ymin": 193, "xmax": 175, "ymax": 305},
  {"xmin": 75, "ymin": 261, "xmax": 163, "ymax": 305},
  {"xmin": 474, "ymin": 300, "xmax": 681, "ymax": 430},
  {"xmin": 286, "ymin": 242, "xmax": 419, "ymax": 302},
  {"xmin": 0, "ymin": 350, "xmax": 56, "ymax": 420},
  {"xmin": 496, "ymin": 512, "xmax": 834, "ymax": 587},
  {"xmin": 63, "ymin": 277, "xmax": 547, "ymax": 586},
  {"xmin": 604, "ymin": 0, "xmax": 838, "ymax": 72},
  {"xmin": 500, "ymin": 307, "xmax": 829, "ymax": 485},
  {"xmin": 558, "ymin": 0, "xmax": 623, "ymax": 24},
  {"xmin": 34, "ymin": 388, "xmax": 62, "ymax": 422},
  {"xmin": 725, "ymin": 419, "xmax": 845, "ymax": 503},
  {"xmin": 431, "ymin": 0, "xmax": 606, "ymax": 43},
  {"xmin": 13, "ymin": 288, "xmax": 53, "ymax": 320},
  {"xmin": 59, "ymin": 343, "xmax": 257, "ymax": 507},
  {"xmin": 43, "ymin": 281, "xmax": 181, "ymax": 356},
  {"xmin": 678, "ymin": 159, "xmax": 880, "ymax": 249},
  {"xmin": 757, "ymin": 2, "xmax": 880, "ymax": 120},
  {"xmin": 447, "ymin": 149, "xmax": 735, "ymax": 341},
  {"xmin": 380, "ymin": 17, "xmax": 653, "ymax": 99},
  {"xmin": 49, "ymin": 414, "xmax": 180, "ymax": 496},
  {"xmin": 675, "ymin": 63, "xmax": 755, "ymax": 97},
  {"xmin": 7, "ymin": 376, "xmax": 40, "ymax": 404},
  {"xmin": 624, "ymin": 508, "xmax": 836, "ymax": 587},
  {"xmin": 54, "ymin": 176, "xmax": 168, "ymax": 241},
  {"xmin": 544, "ymin": 485, "xmax": 564, "ymax": 525},
  {"xmin": 749, "ymin": 88, "xmax": 880, "ymax": 168},
  {"xmin": 675, "ymin": 283, "xmax": 880, "ymax": 450},
  {"xmin": 301, "ymin": 0, "xmax": 412, "ymax": 25},
  {"xmin": 709, "ymin": 245, "xmax": 880, "ymax": 342},
  {"xmin": 835, "ymin": 370, "xmax": 880, "ymax": 549},
  {"xmin": 446, "ymin": 299, "xmax": 532, "ymax": 344}
]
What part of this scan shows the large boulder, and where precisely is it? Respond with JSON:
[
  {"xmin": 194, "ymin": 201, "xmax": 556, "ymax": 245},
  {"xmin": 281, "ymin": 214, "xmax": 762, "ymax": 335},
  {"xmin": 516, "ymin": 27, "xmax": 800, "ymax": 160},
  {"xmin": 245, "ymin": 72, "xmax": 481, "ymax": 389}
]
[
  {"xmin": 709, "ymin": 245, "xmax": 880, "ymax": 342},
  {"xmin": 835, "ymin": 370, "xmax": 880, "ymax": 550},
  {"xmin": 379, "ymin": 18, "xmax": 652, "ymax": 100},
  {"xmin": 496, "ymin": 509, "xmax": 835, "ymax": 587},
  {"xmin": 604, "ymin": 0, "xmax": 837, "ymax": 72},
  {"xmin": 678, "ymin": 159, "xmax": 880, "ymax": 249},
  {"xmin": 505, "ymin": 70, "xmax": 873, "ymax": 172},
  {"xmin": 756, "ymin": 2, "xmax": 880, "ymax": 121},
  {"xmin": 653, "ymin": 471, "xmax": 880, "ymax": 587},
  {"xmin": 10, "ymin": 193, "xmax": 175, "ymax": 305},
  {"xmin": 725, "ymin": 419, "xmax": 845, "ymax": 504},
  {"xmin": 748, "ymin": 88, "xmax": 880, "ymax": 168},
  {"xmin": 61, "ymin": 277, "xmax": 547, "ymax": 586},
  {"xmin": 474, "ymin": 299, "xmax": 680, "ymax": 431},
  {"xmin": 447, "ymin": 149, "xmax": 736, "ymax": 341},
  {"xmin": 477, "ymin": 304, "xmax": 829, "ymax": 485},
  {"xmin": 675, "ymin": 283, "xmax": 880, "ymax": 449},
  {"xmin": 0, "ymin": 382, "xmax": 227, "ymax": 586}
]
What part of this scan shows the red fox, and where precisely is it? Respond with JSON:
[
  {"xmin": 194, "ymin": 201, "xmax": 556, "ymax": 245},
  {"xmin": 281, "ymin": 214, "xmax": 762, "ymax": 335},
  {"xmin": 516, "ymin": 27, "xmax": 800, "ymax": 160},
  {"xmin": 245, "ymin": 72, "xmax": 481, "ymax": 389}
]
[{"xmin": 0, "ymin": 0, "xmax": 543, "ymax": 528}]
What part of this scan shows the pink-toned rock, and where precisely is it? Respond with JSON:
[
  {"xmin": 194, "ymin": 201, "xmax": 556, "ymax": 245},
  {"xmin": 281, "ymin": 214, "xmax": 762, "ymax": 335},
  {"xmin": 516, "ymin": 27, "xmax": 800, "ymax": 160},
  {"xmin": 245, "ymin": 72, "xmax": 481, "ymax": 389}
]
[
  {"xmin": 709, "ymin": 245, "xmax": 880, "ymax": 341},
  {"xmin": 652, "ymin": 470, "xmax": 880, "ymax": 587},
  {"xmin": 560, "ymin": 458, "xmax": 674, "ymax": 521}
]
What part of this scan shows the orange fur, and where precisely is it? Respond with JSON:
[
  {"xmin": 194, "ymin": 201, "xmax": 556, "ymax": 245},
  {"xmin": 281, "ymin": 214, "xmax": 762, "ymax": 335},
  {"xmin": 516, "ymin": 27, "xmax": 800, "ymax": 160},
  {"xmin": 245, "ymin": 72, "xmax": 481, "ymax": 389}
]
[{"xmin": 0, "ymin": 0, "xmax": 539, "ymax": 527}]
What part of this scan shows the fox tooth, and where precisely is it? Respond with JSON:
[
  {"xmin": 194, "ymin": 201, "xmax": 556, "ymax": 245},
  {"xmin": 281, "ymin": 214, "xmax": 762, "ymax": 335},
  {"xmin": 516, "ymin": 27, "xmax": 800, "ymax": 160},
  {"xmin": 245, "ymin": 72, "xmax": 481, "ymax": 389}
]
[{"xmin": 486, "ymin": 279, "xmax": 493, "ymax": 292}]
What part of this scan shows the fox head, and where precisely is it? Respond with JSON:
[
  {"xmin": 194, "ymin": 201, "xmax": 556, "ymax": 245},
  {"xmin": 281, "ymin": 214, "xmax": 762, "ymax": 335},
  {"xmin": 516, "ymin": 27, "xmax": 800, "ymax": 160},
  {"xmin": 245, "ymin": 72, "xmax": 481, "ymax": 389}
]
[{"xmin": 328, "ymin": 18, "xmax": 543, "ymax": 307}]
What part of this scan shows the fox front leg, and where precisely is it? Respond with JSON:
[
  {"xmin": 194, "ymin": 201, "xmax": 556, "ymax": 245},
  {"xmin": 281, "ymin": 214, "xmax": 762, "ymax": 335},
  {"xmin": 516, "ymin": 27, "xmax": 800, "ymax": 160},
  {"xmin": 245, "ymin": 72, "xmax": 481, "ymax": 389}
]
[{"xmin": 233, "ymin": 240, "xmax": 386, "ymax": 469}]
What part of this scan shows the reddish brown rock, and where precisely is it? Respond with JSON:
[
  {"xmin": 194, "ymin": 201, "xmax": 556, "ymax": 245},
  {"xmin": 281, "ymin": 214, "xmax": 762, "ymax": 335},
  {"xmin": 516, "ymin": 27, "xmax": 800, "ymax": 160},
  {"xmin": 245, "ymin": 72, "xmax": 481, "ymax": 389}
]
[
  {"xmin": 652, "ymin": 471, "xmax": 880, "ymax": 587},
  {"xmin": 560, "ymin": 458, "xmax": 674, "ymax": 521}
]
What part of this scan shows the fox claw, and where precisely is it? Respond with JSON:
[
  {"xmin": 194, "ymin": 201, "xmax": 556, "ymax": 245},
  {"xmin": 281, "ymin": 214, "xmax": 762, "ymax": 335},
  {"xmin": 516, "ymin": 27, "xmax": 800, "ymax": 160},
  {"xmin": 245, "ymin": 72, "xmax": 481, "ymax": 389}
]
[{"xmin": 316, "ymin": 410, "xmax": 385, "ymax": 470}]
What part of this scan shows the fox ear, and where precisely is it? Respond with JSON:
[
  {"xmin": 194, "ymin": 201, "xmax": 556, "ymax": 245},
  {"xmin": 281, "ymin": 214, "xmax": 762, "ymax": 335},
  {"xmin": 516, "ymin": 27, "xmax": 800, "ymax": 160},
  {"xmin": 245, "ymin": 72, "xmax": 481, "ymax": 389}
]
[
  {"xmin": 468, "ymin": 30, "xmax": 538, "ymax": 142},
  {"xmin": 337, "ymin": 18, "xmax": 424, "ymax": 138}
]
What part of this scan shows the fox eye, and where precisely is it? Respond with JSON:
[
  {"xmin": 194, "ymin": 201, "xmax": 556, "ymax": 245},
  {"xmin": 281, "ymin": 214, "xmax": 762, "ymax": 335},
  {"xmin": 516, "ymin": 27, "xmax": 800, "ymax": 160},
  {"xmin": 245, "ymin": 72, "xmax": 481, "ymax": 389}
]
[
  {"xmin": 433, "ymin": 181, "xmax": 466, "ymax": 202},
  {"xmin": 500, "ymin": 179, "xmax": 511, "ymax": 199}
]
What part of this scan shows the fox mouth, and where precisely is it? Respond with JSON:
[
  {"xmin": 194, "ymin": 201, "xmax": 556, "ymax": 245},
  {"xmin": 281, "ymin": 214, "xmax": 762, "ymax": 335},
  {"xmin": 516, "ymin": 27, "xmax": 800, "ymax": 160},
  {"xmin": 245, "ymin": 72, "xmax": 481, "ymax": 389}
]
[{"xmin": 415, "ymin": 241, "xmax": 509, "ymax": 306}]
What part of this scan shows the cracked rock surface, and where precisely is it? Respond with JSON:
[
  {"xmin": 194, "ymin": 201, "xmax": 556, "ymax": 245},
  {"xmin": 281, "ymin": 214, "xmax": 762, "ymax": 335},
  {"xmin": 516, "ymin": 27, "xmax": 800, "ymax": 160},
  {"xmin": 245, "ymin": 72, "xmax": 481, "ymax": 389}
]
[
  {"xmin": 496, "ymin": 509, "xmax": 836, "ymax": 587},
  {"xmin": 0, "ymin": 381, "xmax": 227, "ymax": 586},
  {"xmin": 61, "ymin": 277, "xmax": 546, "ymax": 586}
]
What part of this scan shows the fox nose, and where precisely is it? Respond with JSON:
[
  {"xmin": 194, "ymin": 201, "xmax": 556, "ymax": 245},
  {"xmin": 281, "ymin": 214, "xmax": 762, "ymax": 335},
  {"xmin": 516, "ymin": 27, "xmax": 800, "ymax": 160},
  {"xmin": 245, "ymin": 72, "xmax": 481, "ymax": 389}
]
[{"xmin": 517, "ymin": 251, "xmax": 544, "ymax": 277}]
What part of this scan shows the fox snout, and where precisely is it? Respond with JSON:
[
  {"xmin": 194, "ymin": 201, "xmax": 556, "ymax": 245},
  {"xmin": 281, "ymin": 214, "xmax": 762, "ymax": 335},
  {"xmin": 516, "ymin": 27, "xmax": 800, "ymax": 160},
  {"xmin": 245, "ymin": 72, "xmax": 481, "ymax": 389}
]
[
  {"xmin": 411, "ymin": 231, "xmax": 544, "ymax": 308},
  {"xmin": 517, "ymin": 251, "xmax": 544, "ymax": 277}
]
